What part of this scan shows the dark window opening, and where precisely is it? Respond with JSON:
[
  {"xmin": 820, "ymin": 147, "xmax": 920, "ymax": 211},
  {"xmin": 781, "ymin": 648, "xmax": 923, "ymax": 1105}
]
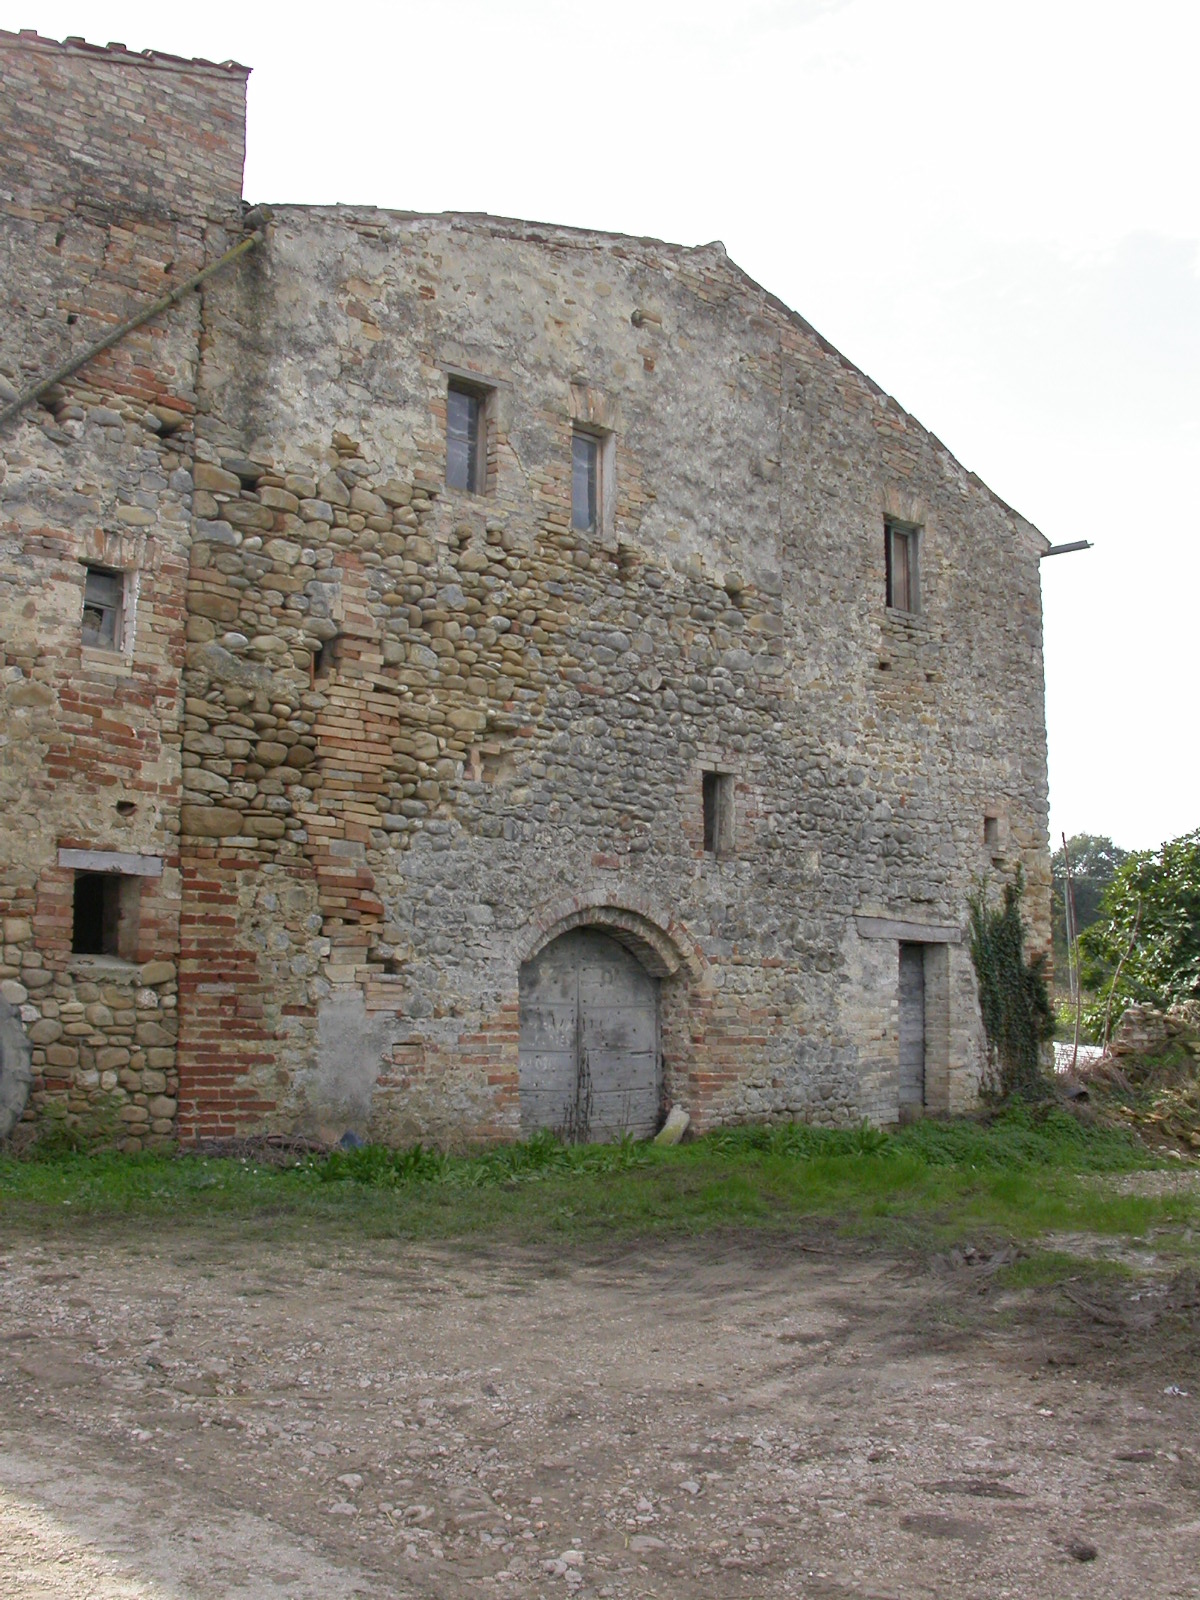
[
  {"xmin": 885, "ymin": 519, "xmax": 920, "ymax": 613},
  {"xmin": 702, "ymin": 770, "xmax": 735, "ymax": 857},
  {"xmin": 572, "ymin": 429, "xmax": 600, "ymax": 533},
  {"xmin": 446, "ymin": 382, "xmax": 485, "ymax": 493},
  {"xmin": 983, "ymin": 814, "xmax": 1000, "ymax": 849},
  {"xmin": 312, "ymin": 635, "xmax": 343, "ymax": 682},
  {"xmin": 81, "ymin": 565, "xmax": 124, "ymax": 650},
  {"xmin": 898, "ymin": 942, "xmax": 927, "ymax": 1118},
  {"xmin": 72, "ymin": 872, "xmax": 139, "ymax": 959}
]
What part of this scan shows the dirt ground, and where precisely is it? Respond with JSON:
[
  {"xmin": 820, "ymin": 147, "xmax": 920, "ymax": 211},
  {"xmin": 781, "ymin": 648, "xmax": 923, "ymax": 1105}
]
[{"xmin": 0, "ymin": 1223, "xmax": 1197, "ymax": 1599}]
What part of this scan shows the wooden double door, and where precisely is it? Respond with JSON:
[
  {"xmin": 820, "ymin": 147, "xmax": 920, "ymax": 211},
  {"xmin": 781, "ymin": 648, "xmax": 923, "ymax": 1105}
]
[{"xmin": 518, "ymin": 928, "xmax": 661, "ymax": 1143}]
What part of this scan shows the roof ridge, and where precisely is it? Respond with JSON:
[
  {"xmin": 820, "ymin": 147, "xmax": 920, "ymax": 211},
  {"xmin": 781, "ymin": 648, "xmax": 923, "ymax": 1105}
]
[
  {"xmin": 257, "ymin": 203, "xmax": 1045, "ymax": 540},
  {"xmin": 1, "ymin": 27, "xmax": 250, "ymax": 76}
]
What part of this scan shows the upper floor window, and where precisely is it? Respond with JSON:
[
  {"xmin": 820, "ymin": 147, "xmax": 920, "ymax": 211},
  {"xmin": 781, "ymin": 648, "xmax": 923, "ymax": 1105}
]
[
  {"xmin": 572, "ymin": 428, "xmax": 600, "ymax": 533},
  {"xmin": 702, "ymin": 770, "xmax": 735, "ymax": 857},
  {"xmin": 885, "ymin": 518, "xmax": 920, "ymax": 613},
  {"xmin": 81, "ymin": 565, "xmax": 125, "ymax": 651},
  {"xmin": 446, "ymin": 380, "xmax": 487, "ymax": 493}
]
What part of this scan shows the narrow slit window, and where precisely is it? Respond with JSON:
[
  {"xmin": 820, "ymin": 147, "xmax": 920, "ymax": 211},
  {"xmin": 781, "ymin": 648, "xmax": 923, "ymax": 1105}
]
[
  {"xmin": 572, "ymin": 430, "xmax": 599, "ymax": 533},
  {"xmin": 312, "ymin": 635, "xmax": 343, "ymax": 683},
  {"xmin": 81, "ymin": 565, "xmax": 124, "ymax": 651},
  {"xmin": 702, "ymin": 771, "xmax": 735, "ymax": 857},
  {"xmin": 446, "ymin": 382, "xmax": 484, "ymax": 493},
  {"xmin": 885, "ymin": 519, "xmax": 919, "ymax": 613},
  {"xmin": 983, "ymin": 815, "xmax": 1000, "ymax": 849}
]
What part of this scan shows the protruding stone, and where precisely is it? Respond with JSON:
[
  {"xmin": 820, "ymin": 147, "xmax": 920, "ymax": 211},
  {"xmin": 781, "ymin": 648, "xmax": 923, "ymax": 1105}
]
[
  {"xmin": 654, "ymin": 1105, "xmax": 690, "ymax": 1145},
  {"xmin": 194, "ymin": 462, "xmax": 242, "ymax": 493},
  {"xmin": 8, "ymin": 681, "xmax": 54, "ymax": 710},
  {"xmin": 188, "ymin": 593, "xmax": 239, "ymax": 623},
  {"xmin": 221, "ymin": 457, "xmax": 266, "ymax": 485},
  {"xmin": 180, "ymin": 805, "xmax": 244, "ymax": 837},
  {"xmin": 317, "ymin": 471, "xmax": 350, "ymax": 507},
  {"xmin": 350, "ymin": 486, "xmax": 387, "ymax": 516}
]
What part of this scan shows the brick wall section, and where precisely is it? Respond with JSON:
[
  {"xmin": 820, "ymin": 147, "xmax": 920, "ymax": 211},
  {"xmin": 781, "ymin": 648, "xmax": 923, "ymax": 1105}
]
[
  {"xmin": 1, "ymin": 30, "xmax": 247, "ymax": 409},
  {"xmin": 175, "ymin": 849, "xmax": 283, "ymax": 1140},
  {"xmin": 0, "ymin": 33, "xmax": 247, "ymax": 1147}
]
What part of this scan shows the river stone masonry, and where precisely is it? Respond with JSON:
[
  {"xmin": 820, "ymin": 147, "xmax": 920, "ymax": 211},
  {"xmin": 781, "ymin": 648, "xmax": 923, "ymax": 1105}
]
[{"xmin": 1, "ymin": 31, "xmax": 1052, "ymax": 1148}]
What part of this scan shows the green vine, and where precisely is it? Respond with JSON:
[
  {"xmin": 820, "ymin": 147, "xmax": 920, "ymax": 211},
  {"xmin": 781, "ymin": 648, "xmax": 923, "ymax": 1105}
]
[{"xmin": 967, "ymin": 871, "xmax": 1055, "ymax": 1100}]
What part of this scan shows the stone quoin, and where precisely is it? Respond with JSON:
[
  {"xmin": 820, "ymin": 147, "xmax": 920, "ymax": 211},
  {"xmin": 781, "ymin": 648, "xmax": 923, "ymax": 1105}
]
[{"xmin": 0, "ymin": 30, "xmax": 1052, "ymax": 1149}]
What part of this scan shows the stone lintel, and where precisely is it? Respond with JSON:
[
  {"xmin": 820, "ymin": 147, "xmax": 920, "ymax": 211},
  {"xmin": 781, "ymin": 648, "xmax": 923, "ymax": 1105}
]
[
  {"xmin": 855, "ymin": 915, "xmax": 960, "ymax": 944},
  {"xmin": 57, "ymin": 848, "xmax": 163, "ymax": 877}
]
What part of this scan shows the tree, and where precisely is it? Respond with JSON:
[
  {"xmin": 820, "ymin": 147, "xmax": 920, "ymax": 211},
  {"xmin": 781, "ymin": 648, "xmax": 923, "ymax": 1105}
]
[
  {"xmin": 1051, "ymin": 834, "xmax": 1129, "ymax": 959},
  {"xmin": 1079, "ymin": 829, "xmax": 1200, "ymax": 1028}
]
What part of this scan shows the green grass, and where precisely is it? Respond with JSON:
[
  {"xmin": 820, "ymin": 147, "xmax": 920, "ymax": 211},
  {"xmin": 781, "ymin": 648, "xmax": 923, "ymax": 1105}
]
[
  {"xmin": 2, "ymin": 1106, "xmax": 1196, "ymax": 1258},
  {"xmin": 991, "ymin": 1250, "xmax": 1136, "ymax": 1291}
]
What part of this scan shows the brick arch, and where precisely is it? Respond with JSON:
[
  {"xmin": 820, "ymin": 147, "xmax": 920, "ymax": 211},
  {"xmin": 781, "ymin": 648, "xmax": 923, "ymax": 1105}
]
[{"xmin": 516, "ymin": 890, "xmax": 707, "ymax": 984}]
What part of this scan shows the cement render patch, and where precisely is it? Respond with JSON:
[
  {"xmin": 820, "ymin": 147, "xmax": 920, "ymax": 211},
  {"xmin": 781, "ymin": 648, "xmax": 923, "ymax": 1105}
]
[{"xmin": 0, "ymin": 998, "xmax": 32, "ymax": 1138}]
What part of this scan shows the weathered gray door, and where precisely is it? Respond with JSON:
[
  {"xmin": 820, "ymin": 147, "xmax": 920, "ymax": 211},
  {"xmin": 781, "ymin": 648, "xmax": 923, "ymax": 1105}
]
[
  {"xmin": 519, "ymin": 928, "xmax": 660, "ymax": 1142},
  {"xmin": 898, "ymin": 942, "xmax": 926, "ymax": 1117}
]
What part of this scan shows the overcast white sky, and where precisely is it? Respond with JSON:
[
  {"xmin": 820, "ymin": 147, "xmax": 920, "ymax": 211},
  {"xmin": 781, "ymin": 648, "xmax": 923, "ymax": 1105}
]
[{"xmin": 19, "ymin": 0, "xmax": 1199, "ymax": 852}]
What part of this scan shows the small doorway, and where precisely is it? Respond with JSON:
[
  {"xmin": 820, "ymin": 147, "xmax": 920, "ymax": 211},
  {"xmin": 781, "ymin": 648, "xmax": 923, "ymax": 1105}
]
[
  {"xmin": 518, "ymin": 927, "xmax": 660, "ymax": 1143},
  {"xmin": 898, "ymin": 942, "xmax": 927, "ymax": 1119}
]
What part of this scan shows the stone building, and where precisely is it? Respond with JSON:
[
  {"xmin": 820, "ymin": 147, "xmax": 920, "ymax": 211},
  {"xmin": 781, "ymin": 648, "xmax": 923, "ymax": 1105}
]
[{"xmin": 0, "ymin": 30, "xmax": 1052, "ymax": 1149}]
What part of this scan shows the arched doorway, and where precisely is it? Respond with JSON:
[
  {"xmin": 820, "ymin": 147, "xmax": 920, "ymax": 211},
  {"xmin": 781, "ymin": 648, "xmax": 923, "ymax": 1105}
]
[{"xmin": 518, "ymin": 927, "xmax": 660, "ymax": 1143}]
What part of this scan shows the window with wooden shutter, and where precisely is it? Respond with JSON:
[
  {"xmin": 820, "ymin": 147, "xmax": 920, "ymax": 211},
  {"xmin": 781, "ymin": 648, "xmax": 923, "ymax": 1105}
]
[{"xmin": 885, "ymin": 519, "xmax": 920, "ymax": 613}]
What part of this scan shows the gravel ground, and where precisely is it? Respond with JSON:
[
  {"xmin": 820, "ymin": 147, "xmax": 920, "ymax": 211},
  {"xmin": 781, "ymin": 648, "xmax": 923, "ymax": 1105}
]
[{"xmin": 0, "ymin": 1227, "xmax": 1197, "ymax": 1598}]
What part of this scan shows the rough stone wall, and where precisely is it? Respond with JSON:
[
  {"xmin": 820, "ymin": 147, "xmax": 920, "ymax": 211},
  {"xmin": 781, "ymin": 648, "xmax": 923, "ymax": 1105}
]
[
  {"xmin": 1, "ymin": 34, "xmax": 1051, "ymax": 1148},
  {"xmin": 0, "ymin": 32, "xmax": 247, "ymax": 1145},
  {"xmin": 175, "ymin": 207, "xmax": 1050, "ymax": 1142}
]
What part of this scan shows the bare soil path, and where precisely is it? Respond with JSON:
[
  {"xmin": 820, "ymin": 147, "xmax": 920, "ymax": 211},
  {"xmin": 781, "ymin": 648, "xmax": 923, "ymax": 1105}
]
[{"xmin": 0, "ymin": 1227, "xmax": 1197, "ymax": 1598}]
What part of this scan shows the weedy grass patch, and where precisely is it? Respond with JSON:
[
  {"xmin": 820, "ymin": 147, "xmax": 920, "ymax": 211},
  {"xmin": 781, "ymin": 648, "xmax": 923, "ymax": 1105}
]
[
  {"xmin": 990, "ymin": 1251, "xmax": 1136, "ymax": 1292},
  {"xmin": 2, "ymin": 1104, "xmax": 1196, "ymax": 1265},
  {"xmin": 4, "ymin": 1100, "xmax": 1196, "ymax": 1260}
]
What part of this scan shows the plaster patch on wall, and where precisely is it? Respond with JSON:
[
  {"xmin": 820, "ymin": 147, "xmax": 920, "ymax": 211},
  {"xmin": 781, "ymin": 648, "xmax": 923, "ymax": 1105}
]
[{"xmin": 305, "ymin": 991, "xmax": 404, "ymax": 1137}]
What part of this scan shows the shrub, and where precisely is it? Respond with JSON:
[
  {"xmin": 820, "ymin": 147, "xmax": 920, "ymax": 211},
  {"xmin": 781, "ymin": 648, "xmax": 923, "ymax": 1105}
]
[
  {"xmin": 968, "ymin": 873, "xmax": 1055, "ymax": 1099},
  {"xmin": 1080, "ymin": 829, "xmax": 1200, "ymax": 1033}
]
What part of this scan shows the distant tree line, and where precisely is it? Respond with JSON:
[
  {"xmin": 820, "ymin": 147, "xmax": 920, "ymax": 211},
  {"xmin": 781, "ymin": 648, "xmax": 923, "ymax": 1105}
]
[{"xmin": 1051, "ymin": 833, "xmax": 1129, "ymax": 965}]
